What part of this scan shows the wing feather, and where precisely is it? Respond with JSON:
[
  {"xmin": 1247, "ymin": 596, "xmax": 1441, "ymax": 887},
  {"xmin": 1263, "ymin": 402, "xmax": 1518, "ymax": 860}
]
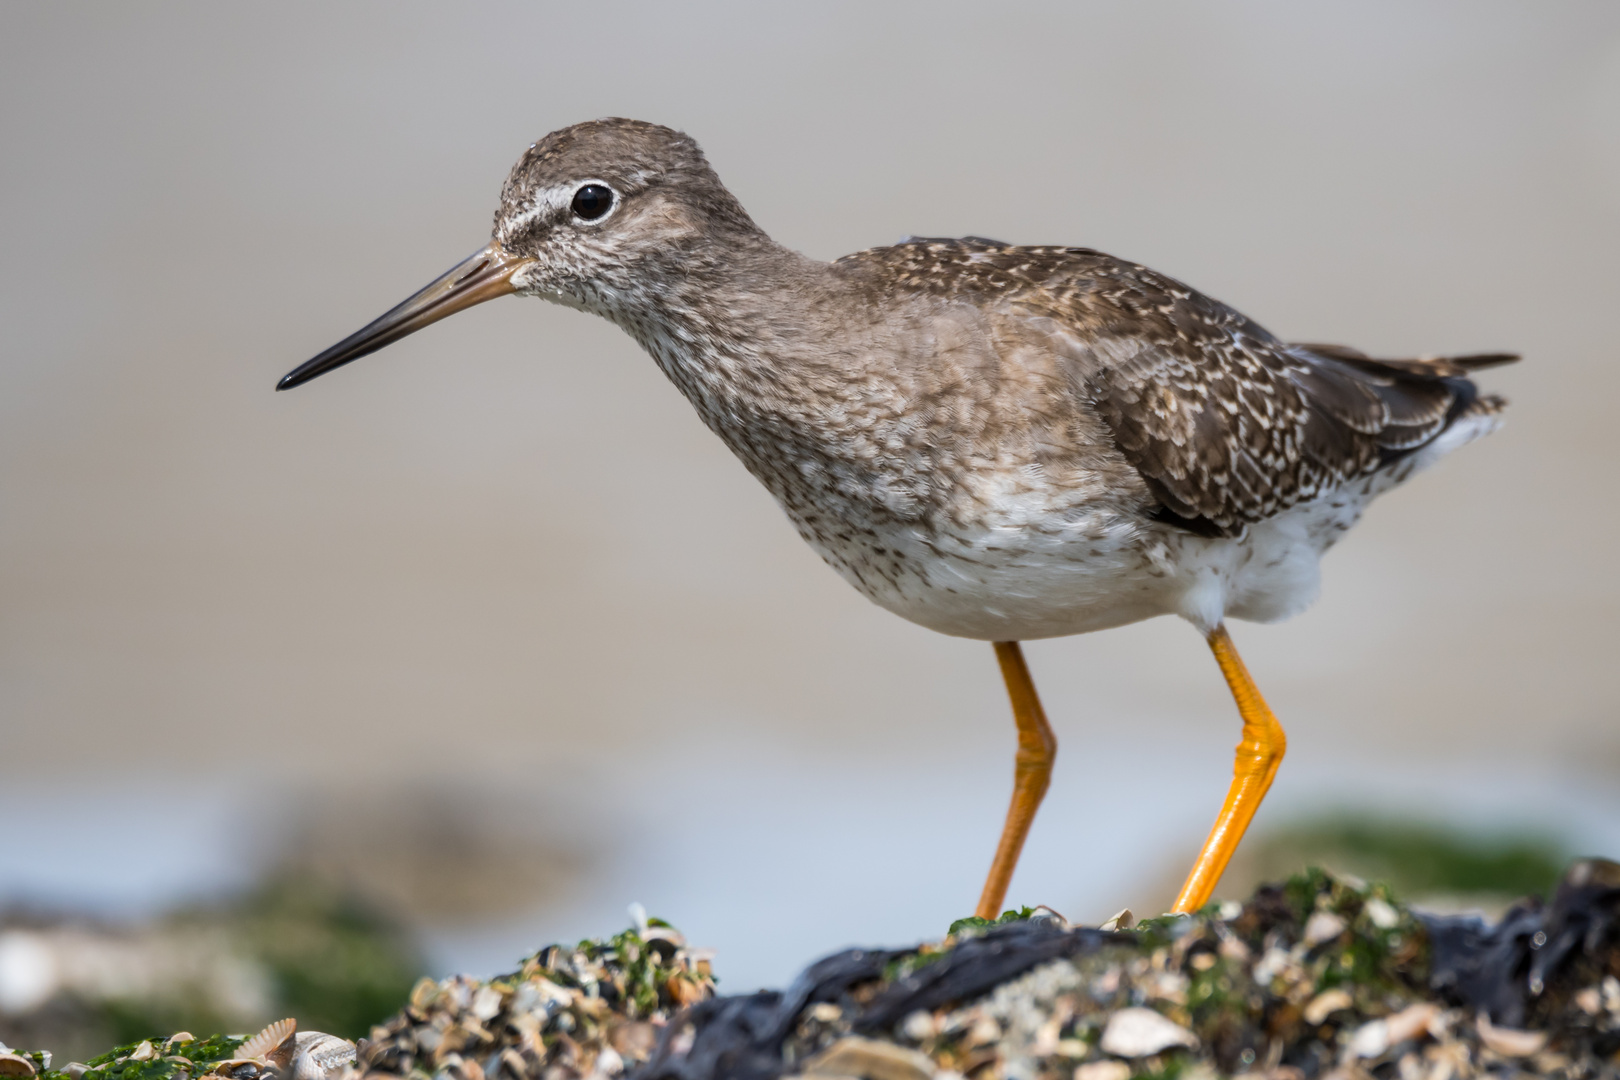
[{"xmin": 837, "ymin": 238, "xmax": 1516, "ymax": 536}]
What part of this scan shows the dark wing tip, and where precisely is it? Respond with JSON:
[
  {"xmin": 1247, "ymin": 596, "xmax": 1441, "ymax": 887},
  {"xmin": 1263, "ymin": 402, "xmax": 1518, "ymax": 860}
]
[{"xmin": 1448, "ymin": 352, "xmax": 1520, "ymax": 370}]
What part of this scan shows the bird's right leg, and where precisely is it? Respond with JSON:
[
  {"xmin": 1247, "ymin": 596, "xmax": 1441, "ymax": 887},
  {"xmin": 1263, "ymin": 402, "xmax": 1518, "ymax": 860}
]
[
  {"xmin": 1171, "ymin": 623, "xmax": 1287, "ymax": 913},
  {"xmin": 974, "ymin": 641, "xmax": 1058, "ymax": 920}
]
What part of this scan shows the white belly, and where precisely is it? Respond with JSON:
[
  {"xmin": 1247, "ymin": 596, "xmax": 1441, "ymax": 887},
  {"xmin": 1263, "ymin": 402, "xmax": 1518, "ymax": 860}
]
[
  {"xmin": 795, "ymin": 508, "xmax": 1332, "ymax": 641},
  {"xmin": 786, "ymin": 410, "xmax": 1500, "ymax": 640},
  {"xmin": 798, "ymin": 510, "xmax": 1176, "ymax": 641}
]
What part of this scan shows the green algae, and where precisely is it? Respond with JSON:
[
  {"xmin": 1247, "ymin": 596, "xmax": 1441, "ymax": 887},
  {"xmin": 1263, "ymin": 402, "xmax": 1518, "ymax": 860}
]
[
  {"xmin": 519, "ymin": 920, "xmax": 705, "ymax": 1021},
  {"xmin": 946, "ymin": 905, "xmax": 1039, "ymax": 937},
  {"xmin": 37, "ymin": 1034, "xmax": 249, "ymax": 1080}
]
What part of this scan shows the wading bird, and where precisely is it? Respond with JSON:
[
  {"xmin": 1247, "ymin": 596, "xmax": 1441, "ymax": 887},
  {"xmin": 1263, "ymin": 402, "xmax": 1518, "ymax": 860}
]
[{"xmin": 281, "ymin": 119, "xmax": 1515, "ymax": 917}]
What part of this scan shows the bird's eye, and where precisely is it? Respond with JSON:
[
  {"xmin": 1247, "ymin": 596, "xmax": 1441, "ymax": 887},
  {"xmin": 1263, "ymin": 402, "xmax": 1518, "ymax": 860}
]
[{"xmin": 571, "ymin": 184, "xmax": 614, "ymax": 221}]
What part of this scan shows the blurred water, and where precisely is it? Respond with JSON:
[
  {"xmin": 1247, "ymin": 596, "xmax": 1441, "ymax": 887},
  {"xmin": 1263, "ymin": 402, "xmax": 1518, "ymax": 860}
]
[
  {"xmin": 417, "ymin": 742, "xmax": 1620, "ymax": 989},
  {"xmin": 0, "ymin": 784, "xmax": 262, "ymax": 920},
  {"xmin": 6, "ymin": 734, "xmax": 1619, "ymax": 991}
]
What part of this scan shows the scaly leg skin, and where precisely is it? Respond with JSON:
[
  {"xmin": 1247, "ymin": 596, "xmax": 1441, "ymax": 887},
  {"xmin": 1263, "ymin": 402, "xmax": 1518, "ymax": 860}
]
[
  {"xmin": 1172, "ymin": 623, "xmax": 1288, "ymax": 914},
  {"xmin": 975, "ymin": 641, "xmax": 1058, "ymax": 920}
]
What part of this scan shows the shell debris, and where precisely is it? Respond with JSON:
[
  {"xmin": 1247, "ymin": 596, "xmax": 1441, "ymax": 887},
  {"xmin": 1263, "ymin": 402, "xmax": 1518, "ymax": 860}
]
[
  {"xmin": 8, "ymin": 863, "xmax": 1620, "ymax": 1080},
  {"xmin": 348, "ymin": 919, "xmax": 712, "ymax": 1080}
]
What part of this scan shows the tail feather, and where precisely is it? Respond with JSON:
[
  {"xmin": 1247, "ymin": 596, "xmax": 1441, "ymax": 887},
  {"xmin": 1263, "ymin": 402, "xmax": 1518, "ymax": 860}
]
[
  {"xmin": 1292, "ymin": 342, "xmax": 1520, "ymax": 379},
  {"xmin": 1288, "ymin": 342, "xmax": 1515, "ymax": 472}
]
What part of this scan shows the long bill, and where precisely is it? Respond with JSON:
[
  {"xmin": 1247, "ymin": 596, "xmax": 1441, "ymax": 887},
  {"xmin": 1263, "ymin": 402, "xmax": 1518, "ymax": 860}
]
[{"xmin": 277, "ymin": 243, "xmax": 535, "ymax": 391}]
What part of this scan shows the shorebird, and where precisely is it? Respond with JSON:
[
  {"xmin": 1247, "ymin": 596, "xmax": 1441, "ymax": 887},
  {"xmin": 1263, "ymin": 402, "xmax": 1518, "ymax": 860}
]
[{"xmin": 280, "ymin": 119, "xmax": 1515, "ymax": 918}]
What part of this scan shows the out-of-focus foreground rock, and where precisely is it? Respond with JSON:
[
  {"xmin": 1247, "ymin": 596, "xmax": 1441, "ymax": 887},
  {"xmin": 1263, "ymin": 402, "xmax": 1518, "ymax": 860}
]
[
  {"xmin": 0, "ymin": 875, "xmax": 421, "ymax": 1064},
  {"xmin": 8, "ymin": 861, "xmax": 1620, "ymax": 1080}
]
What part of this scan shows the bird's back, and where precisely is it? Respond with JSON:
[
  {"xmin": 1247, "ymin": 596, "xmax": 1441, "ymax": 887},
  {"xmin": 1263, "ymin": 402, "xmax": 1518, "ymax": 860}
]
[{"xmin": 834, "ymin": 237, "xmax": 1515, "ymax": 540}]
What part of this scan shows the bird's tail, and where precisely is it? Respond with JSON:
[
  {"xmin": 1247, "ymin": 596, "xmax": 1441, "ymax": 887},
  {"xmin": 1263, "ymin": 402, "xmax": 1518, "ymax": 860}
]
[{"xmin": 1290, "ymin": 342, "xmax": 1517, "ymax": 464}]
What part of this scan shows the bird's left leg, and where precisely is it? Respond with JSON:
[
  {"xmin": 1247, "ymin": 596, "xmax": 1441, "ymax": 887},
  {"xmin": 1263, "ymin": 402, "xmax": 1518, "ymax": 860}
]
[
  {"xmin": 975, "ymin": 641, "xmax": 1058, "ymax": 920},
  {"xmin": 1172, "ymin": 623, "xmax": 1287, "ymax": 913}
]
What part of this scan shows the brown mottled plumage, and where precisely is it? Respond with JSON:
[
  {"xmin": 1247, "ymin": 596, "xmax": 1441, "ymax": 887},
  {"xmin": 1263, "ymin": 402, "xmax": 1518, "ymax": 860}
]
[
  {"xmin": 281, "ymin": 118, "xmax": 1518, "ymax": 916},
  {"xmin": 839, "ymin": 238, "xmax": 1514, "ymax": 537}
]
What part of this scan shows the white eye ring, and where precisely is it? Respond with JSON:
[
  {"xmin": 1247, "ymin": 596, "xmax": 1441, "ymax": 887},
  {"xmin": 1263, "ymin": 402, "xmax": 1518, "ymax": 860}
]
[{"xmin": 569, "ymin": 180, "xmax": 618, "ymax": 223}]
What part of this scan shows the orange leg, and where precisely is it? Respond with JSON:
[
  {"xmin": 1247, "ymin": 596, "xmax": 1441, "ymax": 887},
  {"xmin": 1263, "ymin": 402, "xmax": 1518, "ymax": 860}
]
[
  {"xmin": 975, "ymin": 641, "xmax": 1058, "ymax": 920},
  {"xmin": 1172, "ymin": 623, "xmax": 1287, "ymax": 913}
]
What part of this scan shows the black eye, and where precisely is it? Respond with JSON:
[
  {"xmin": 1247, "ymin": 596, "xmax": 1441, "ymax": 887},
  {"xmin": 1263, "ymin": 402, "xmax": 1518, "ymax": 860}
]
[{"xmin": 571, "ymin": 184, "xmax": 614, "ymax": 220}]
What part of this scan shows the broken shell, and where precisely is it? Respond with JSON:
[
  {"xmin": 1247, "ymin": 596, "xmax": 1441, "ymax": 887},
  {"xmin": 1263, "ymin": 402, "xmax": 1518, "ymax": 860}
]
[
  {"xmin": 591, "ymin": 1046, "xmax": 625, "ymax": 1077},
  {"xmin": 1029, "ymin": 905, "xmax": 1069, "ymax": 926},
  {"xmin": 0, "ymin": 1055, "xmax": 36, "ymax": 1078},
  {"xmin": 238, "ymin": 1019, "xmax": 296, "ymax": 1063},
  {"xmin": 1217, "ymin": 932, "xmax": 1251, "ymax": 964},
  {"xmin": 471, "ymin": 986, "xmax": 504, "ymax": 1022},
  {"xmin": 1384, "ymin": 1003, "xmax": 1442, "ymax": 1045},
  {"xmin": 1362, "ymin": 898, "xmax": 1400, "ymax": 930},
  {"xmin": 1073, "ymin": 1064, "xmax": 1131, "ymax": 1080},
  {"xmin": 1346, "ymin": 1003, "xmax": 1442, "ymax": 1061},
  {"xmin": 129, "ymin": 1042, "xmax": 158, "ymax": 1063},
  {"xmin": 292, "ymin": 1032, "xmax": 357, "ymax": 1080},
  {"xmin": 966, "ymin": 1015, "xmax": 1001, "ymax": 1047},
  {"xmin": 1475, "ymin": 1013, "xmax": 1547, "ymax": 1058},
  {"xmin": 409, "ymin": 977, "xmax": 440, "ymax": 1010},
  {"xmin": 1345, "ymin": 1014, "xmax": 1392, "ymax": 1060},
  {"xmin": 1303, "ymin": 912, "xmax": 1347, "ymax": 947},
  {"xmin": 1303, "ymin": 988, "xmax": 1354, "ymax": 1025},
  {"xmin": 1098, "ymin": 909, "xmax": 1134, "ymax": 932},
  {"xmin": 608, "ymin": 1022, "xmax": 658, "ymax": 1061},
  {"xmin": 642, "ymin": 925, "xmax": 685, "ymax": 945},
  {"xmin": 265, "ymin": 1033, "xmax": 298, "ymax": 1072},
  {"xmin": 1251, "ymin": 947, "xmax": 1291, "ymax": 986},
  {"xmin": 899, "ymin": 1011, "xmax": 936, "ymax": 1042},
  {"xmin": 1098, "ymin": 1008, "xmax": 1197, "ymax": 1057},
  {"xmin": 803, "ymin": 1036, "xmax": 936, "ymax": 1080},
  {"xmin": 665, "ymin": 973, "xmax": 707, "ymax": 1008}
]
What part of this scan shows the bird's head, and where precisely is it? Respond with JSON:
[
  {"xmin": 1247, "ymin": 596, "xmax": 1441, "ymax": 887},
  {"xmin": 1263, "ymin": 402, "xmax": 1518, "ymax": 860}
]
[{"xmin": 278, "ymin": 118, "xmax": 755, "ymax": 391}]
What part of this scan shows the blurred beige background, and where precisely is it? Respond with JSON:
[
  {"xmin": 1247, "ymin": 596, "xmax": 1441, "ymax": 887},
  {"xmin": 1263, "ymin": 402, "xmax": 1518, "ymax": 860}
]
[{"xmin": 3, "ymin": 2, "xmax": 1618, "ymax": 988}]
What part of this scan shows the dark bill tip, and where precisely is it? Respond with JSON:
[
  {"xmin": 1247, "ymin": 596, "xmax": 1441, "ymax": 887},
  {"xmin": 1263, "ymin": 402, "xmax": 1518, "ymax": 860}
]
[{"xmin": 278, "ymin": 243, "xmax": 533, "ymax": 391}]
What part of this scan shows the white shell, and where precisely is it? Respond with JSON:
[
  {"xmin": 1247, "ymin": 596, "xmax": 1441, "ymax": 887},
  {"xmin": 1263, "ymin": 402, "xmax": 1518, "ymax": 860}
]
[
  {"xmin": 238, "ymin": 1019, "xmax": 296, "ymax": 1062},
  {"xmin": 1098, "ymin": 1008, "xmax": 1197, "ymax": 1058},
  {"xmin": 0, "ymin": 1054, "xmax": 37, "ymax": 1079},
  {"xmin": 1476, "ymin": 1013, "xmax": 1548, "ymax": 1058},
  {"xmin": 289, "ymin": 1032, "xmax": 357, "ymax": 1080}
]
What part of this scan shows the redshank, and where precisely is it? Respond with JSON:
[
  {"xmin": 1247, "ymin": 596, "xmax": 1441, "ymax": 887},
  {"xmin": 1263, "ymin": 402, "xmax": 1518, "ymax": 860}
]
[{"xmin": 280, "ymin": 119, "xmax": 1516, "ymax": 917}]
